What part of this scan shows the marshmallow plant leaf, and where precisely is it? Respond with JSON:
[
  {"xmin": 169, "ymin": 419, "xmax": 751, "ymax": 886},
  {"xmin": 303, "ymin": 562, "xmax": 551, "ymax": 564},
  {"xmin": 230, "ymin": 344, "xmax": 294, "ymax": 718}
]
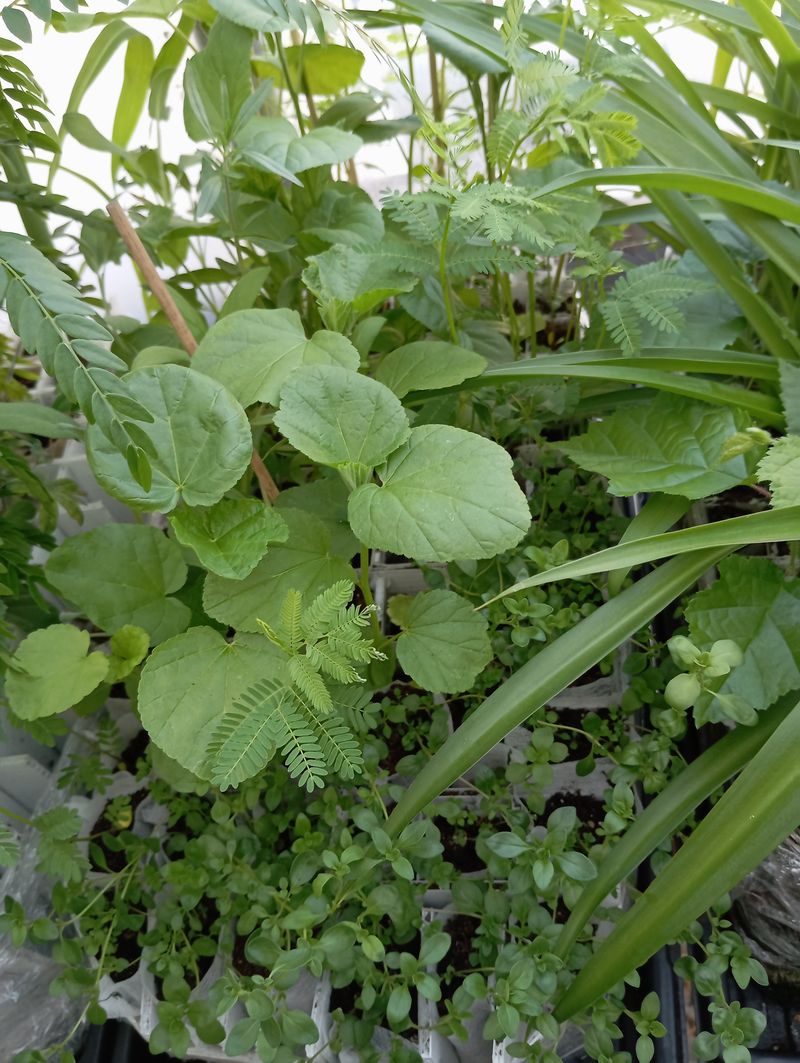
[
  {"xmin": 86, "ymin": 364, "xmax": 253, "ymax": 511},
  {"xmin": 5, "ymin": 625, "xmax": 110, "ymax": 720},
  {"xmin": 45, "ymin": 524, "xmax": 191, "ymax": 644},
  {"xmin": 389, "ymin": 589, "xmax": 492, "ymax": 694},
  {"xmin": 192, "ymin": 308, "xmax": 360, "ymax": 407},
  {"xmin": 560, "ymin": 394, "xmax": 758, "ymax": 499},
  {"xmin": 169, "ymin": 499, "xmax": 289, "ymax": 580}
]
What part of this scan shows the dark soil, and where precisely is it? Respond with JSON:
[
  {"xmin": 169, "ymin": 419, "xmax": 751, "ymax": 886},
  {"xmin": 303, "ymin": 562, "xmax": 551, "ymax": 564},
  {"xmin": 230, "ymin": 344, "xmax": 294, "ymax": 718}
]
[
  {"xmin": 549, "ymin": 707, "xmax": 594, "ymax": 761},
  {"xmin": 542, "ymin": 791, "xmax": 604, "ymax": 845},
  {"xmin": 108, "ymin": 927, "xmax": 141, "ymax": 983},
  {"xmin": 438, "ymin": 914, "xmax": 480, "ymax": 1005},
  {"xmin": 118, "ymin": 730, "xmax": 149, "ymax": 774},
  {"xmin": 380, "ymin": 695, "xmax": 436, "ymax": 775},
  {"xmin": 572, "ymin": 662, "xmax": 606, "ymax": 687},
  {"xmin": 432, "ymin": 816, "xmax": 501, "ymax": 874},
  {"xmin": 232, "ymin": 933, "xmax": 265, "ymax": 978},
  {"xmin": 90, "ymin": 790, "xmax": 147, "ymax": 873}
]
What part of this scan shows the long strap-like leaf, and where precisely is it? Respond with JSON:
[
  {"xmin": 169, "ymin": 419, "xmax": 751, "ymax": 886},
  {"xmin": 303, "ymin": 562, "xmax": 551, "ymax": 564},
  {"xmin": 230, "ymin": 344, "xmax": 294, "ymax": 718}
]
[
  {"xmin": 555, "ymin": 696, "xmax": 800, "ymax": 1019},
  {"xmin": 386, "ymin": 548, "xmax": 729, "ymax": 837},
  {"xmin": 554, "ymin": 693, "xmax": 798, "ymax": 961},
  {"xmin": 484, "ymin": 507, "xmax": 800, "ymax": 604}
]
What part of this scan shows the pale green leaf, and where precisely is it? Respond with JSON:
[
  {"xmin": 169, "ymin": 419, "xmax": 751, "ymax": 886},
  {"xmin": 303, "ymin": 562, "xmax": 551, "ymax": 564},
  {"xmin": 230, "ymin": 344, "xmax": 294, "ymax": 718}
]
[
  {"xmin": 138, "ymin": 626, "xmax": 285, "ymax": 777},
  {"xmin": 303, "ymin": 244, "xmax": 417, "ymax": 317},
  {"xmin": 237, "ymin": 117, "xmax": 361, "ymax": 176},
  {"xmin": 304, "ymin": 185, "xmax": 384, "ymax": 247},
  {"xmin": 206, "ymin": 676, "xmax": 294, "ymax": 788},
  {"xmin": 183, "ymin": 16, "xmax": 251, "ymax": 141},
  {"xmin": 274, "ymin": 475, "xmax": 359, "ymax": 558},
  {"xmin": 390, "ymin": 589, "xmax": 491, "ymax": 694},
  {"xmin": 375, "ymin": 341, "xmax": 487, "ymax": 399},
  {"xmin": 0, "ymin": 402, "xmax": 81, "ymax": 439},
  {"xmin": 203, "ymin": 508, "xmax": 355, "ymax": 632},
  {"xmin": 209, "ymin": 0, "xmax": 294, "ymax": 30},
  {"xmin": 348, "ymin": 425, "xmax": 531, "ymax": 562},
  {"xmin": 6, "ymin": 625, "xmax": 109, "ymax": 720},
  {"xmin": 106, "ymin": 624, "xmax": 150, "ymax": 683},
  {"xmin": 46, "ymin": 525, "xmax": 190, "ymax": 643},
  {"xmin": 757, "ymin": 435, "xmax": 800, "ymax": 509},
  {"xmin": 274, "ymin": 365, "xmax": 410, "ymax": 471},
  {"xmin": 687, "ymin": 556, "xmax": 800, "ymax": 721},
  {"xmin": 86, "ymin": 365, "xmax": 253, "ymax": 512},
  {"xmin": 192, "ymin": 308, "xmax": 359, "ymax": 408},
  {"xmin": 169, "ymin": 499, "xmax": 289, "ymax": 580},
  {"xmin": 561, "ymin": 395, "xmax": 754, "ymax": 499},
  {"xmin": 258, "ymin": 43, "xmax": 365, "ymax": 94}
]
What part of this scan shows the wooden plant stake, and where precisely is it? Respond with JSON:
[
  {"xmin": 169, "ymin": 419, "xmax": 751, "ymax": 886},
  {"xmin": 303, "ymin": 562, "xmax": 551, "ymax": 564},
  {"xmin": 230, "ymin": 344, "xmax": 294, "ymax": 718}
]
[{"xmin": 106, "ymin": 199, "xmax": 280, "ymax": 502}]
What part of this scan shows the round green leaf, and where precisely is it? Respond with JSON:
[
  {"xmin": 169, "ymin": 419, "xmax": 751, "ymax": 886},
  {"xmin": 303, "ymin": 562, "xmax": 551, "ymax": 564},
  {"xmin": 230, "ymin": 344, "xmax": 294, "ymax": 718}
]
[
  {"xmin": 138, "ymin": 626, "xmax": 284, "ymax": 777},
  {"xmin": 390, "ymin": 589, "xmax": 491, "ymax": 693},
  {"xmin": 274, "ymin": 365, "xmax": 410, "ymax": 471},
  {"xmin": 203, "ymin": 508, "xmax": 355, "ymax": 632},
  {"xmin": 46, "ymin": 524, "xmax": 190, "ymax": 643},
  {"xmin": 86, "ymin": 364, "xmax": 252, "ymax": 512},
  {"xmin": 6, "ymin": 625, "xmax": 109, "ymax": 720},
  {"xmin": 192, "ymin": 308, "xmax": 359, "ymax": 407},
  {"xmin": 348, "ymin": 425, "xmax": 531, "ymax": 561},
  {"xmin": 169, "ymin": 499, "xmax": 289, "ymax": 580},
  {"xmin": 375, "ymin": 341, "xmax": 487, "ymax": 399}
]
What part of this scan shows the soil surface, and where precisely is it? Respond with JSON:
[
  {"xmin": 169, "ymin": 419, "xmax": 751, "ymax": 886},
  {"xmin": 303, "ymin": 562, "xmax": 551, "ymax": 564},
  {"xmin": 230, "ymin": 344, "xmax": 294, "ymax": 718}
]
[
  {"xmin": 438, "ymin": 914, "xmax": 480, "ymax": 1004},
  {"xmin": 90, "ymin": 790, "xmax": 146, "ymax": 873}
]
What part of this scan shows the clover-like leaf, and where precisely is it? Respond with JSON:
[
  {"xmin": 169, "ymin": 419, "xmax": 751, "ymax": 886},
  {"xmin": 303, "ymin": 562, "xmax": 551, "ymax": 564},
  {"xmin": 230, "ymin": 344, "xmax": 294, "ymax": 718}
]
[
  {"xmin": 46, "ymin": 525, "xmax": 190, "ymax": 644},
  {"xmin": 203, "ymin": 508, "xmax": 355, "ymax": 632},
  {"xmin": 192, "ymin": 308, "xmax": 359, "ymax": 408},
  {"xmin": 138, "ymin": 626, "xmax": 286, "ymax": 777},
  {"xmin": 86, "ymin": 364, "xmax": 253, "ymax": 512},
  {"xmin": 348, "ymin": 424, "xmax": 530, "ymax": 561},
  {"xmin": 5, "ymin": 625, "xmax": 109, "ymax": 720},
  {"xmin": 169, "ymin": 499, "xmax": 289, "ymax": 580},
  {"xmin": 274, "ymin": 365, "xmax": 410, "ymax": 473},
  {"xmin": 375, "ymin": 341, "xmax": 487, "ymax": 399},
  {"xmin": 389, "ymin": 590, "xmax": 491, "ymax": 693}
]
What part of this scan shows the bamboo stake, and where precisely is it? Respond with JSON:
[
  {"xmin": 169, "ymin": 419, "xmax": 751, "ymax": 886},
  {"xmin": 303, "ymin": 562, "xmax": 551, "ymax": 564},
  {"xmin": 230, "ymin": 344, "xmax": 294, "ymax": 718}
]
[{"xmin": 106, "ymin": 199, "xmax": 280, "ymax": 502}]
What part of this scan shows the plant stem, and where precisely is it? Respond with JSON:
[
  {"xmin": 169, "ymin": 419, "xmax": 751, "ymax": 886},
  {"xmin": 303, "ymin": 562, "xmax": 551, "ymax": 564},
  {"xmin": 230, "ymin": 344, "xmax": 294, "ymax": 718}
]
[
  {"xmin": 439, "ymin": 213, "xmax": 458, "ymax": 344},
  {"xmin": 277, "ymin": 38, "xmax": 306, "ymax": 135},
  {"xmin": 0, "ymin": 805, "xmax": 33, "ymax": 827},
  {"xmin": 359, "ymin": 545, "xmax": 382, "ymax": 644}
]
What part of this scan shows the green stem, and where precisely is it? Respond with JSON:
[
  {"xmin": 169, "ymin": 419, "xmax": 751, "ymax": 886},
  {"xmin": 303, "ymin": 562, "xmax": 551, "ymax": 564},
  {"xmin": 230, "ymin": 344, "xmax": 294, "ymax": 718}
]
[
  {"xmin": 439, "ymin": 213, "xmax": 458, "ymax": 343},
  {"xmin": 0, "ymin": 804, "xmax": 33, "ymax": 827},
  {"xmin": 277, "ymin": 38, "xmax": 306, "ymax": 135},
  {"xmin": 359, "ymin": 545, "xmax": 382, "ymax": 644}
]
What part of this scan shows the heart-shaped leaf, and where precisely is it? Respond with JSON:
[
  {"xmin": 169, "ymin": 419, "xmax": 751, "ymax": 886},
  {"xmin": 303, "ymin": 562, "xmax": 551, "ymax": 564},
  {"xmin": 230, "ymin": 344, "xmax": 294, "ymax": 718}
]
[
  {"xmin": 86, "ymin": 364, "xmax": 253, "ymax": 512},
  {"xmin": 203, "ymin": 508, "xmax": 355, "ymax": 632},
  {"xmin": 169, "ymin": 499, "xmax": 289, "ymax": 580},
  {"xmin": 348, "ymin": 424, "xmax": 530, "ymax": 561},
  {"xmin": 274, "ymin": 365, "xmax": 410, "ymax": 472},
  {"xmin": 6, "ymin": 625, "xmax": 109, "ymax": 720},
  {"xmin": 46, "ymin": 524, "xmax": 190, "ymax": 643},
  {"xmin": 192, "ymin": 308, "xmax": 359, "ymax": 407},
  {"xmin": 390, "ymin": 590, "xmax": 491, "ymax": 693},
  {"xmin": 138, "ymin": 626, "xmax": 284, "ymax": 777}
]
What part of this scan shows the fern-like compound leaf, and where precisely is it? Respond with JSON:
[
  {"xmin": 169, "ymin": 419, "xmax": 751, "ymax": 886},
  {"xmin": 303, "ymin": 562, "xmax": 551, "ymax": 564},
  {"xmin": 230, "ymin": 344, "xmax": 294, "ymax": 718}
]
[
  {"xmin": 280, "ymin": 589, "xmax": 304, "ymax": 653},
  {"xmin": 205, "ymin": 677, "xmax": 290, "ymax": 788},
  {"xmin": 301, "ymin": 580, "xmax": 355, "ymax": 640},
  {"xmin": 313, "ymin": 716, "xmax": 363, "ymax": 780},
  {"xmin": 306, "ymin": 641, "xmax": 362, "ymax": 684},
  {"xmin": 288, "ymin": 654, "xmax": 333, "ymax": 713}
]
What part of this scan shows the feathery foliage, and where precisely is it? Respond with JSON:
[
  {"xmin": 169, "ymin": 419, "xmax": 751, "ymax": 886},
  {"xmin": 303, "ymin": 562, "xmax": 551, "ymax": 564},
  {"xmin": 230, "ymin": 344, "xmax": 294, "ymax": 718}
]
[
  {"xmin": 208, "ymin": 583, "xmax": 382, "ymax": 790},
  {"xmin": 600, "ymin": 260, "xmax": 703, "ymax": 354}
]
